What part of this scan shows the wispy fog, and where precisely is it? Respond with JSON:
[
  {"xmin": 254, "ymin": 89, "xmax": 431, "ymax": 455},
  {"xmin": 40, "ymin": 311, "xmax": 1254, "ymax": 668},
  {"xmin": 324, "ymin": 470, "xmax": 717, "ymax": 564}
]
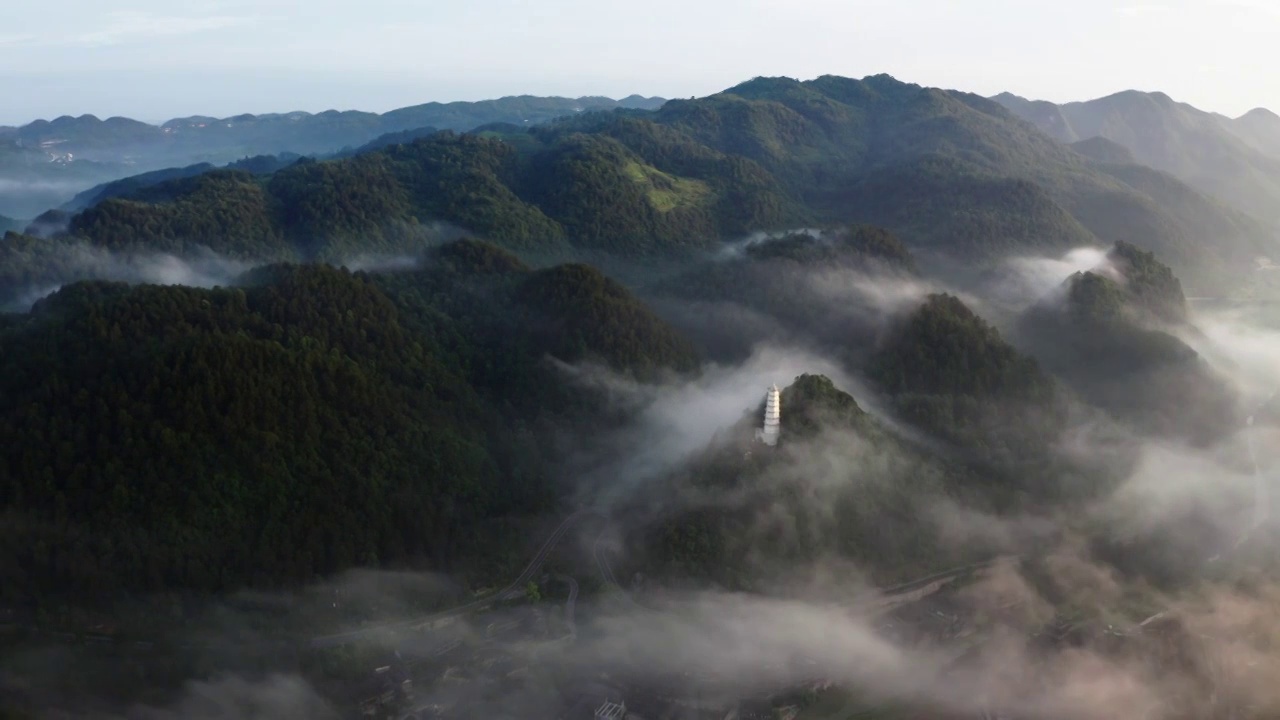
[
  {"xmin": 553, "ymin": 344, "xmax": 853, "ymax": 507},
  {"xmin": 3, "ymin": 243, "xmax": 253, "ymax": 312}
]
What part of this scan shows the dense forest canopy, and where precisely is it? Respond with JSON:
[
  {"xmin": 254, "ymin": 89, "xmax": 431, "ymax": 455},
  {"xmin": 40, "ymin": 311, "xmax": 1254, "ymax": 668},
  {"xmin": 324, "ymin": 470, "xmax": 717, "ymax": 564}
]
[
  {"xmin": 0, "ymin": 240, "xmax": 698, "ymax": 607},
  {"xmin": 1015, "ymin": 242, "xmax": 1237, "ymax": 444},
  {"xmin": 867, "ymin": 293, "xmax": 1070, "ymax": 499}
]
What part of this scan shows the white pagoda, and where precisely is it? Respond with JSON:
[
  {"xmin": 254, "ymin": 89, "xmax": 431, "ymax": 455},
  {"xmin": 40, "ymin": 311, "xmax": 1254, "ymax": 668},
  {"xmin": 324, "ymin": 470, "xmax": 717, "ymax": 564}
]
[{"xmin": 755, "ymin": 384, "xmax": 781, "ymax": 446}]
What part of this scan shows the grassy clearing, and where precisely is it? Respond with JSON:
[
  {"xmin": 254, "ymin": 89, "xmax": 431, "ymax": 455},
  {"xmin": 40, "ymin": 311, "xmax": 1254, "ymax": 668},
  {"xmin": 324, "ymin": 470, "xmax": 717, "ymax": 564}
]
[{"xmin": 622, "ymin": 160, "xmax": 713, "ymax": 212}]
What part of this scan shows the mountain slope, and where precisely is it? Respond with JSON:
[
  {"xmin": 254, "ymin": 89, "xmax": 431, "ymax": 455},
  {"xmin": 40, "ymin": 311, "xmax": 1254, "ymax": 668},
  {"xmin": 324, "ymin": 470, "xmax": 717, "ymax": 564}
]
[
  {"xmin": 62, "ymin": 154, "xmax": 300, "ymax": 212},
  {"xmin": 651, "ymin": 75, "xmax": 1274, "ymax": 287},
  {"xmin": 38, "ymin": 126, "xmax": 791, "ymax": 265},
  {"xmin": 1069, "ymin": 137, "xmax": 1137, "ymax": 164},
  {"xmin": 993, "ymin": 90, "xmax": 1280, "ymax": 223},
  {"xmin": 634, "ymin": 373, "xmax": 977, "ymax": 588},
  {"xmin": 0, "ymin": 241, "xmax": 698, "ymax": 603},
  {"xmin": 868, "ymin": 293, "xmax": 1068, "ymax": 495},
  {"xmin": 1223, "ymin": 107, "xmax": 1280, "ymax": 158},
  {"xmin": 1013, "ymin": 242, "xmax": 1238, "ymax": 444}
]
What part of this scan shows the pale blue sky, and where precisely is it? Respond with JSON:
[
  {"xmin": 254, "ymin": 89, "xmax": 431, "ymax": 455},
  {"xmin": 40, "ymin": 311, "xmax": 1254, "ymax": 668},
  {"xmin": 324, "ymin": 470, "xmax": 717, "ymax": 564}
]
[{"xmin": 2, "ymin": 0, "xmax": 1277, "ymax": 125}]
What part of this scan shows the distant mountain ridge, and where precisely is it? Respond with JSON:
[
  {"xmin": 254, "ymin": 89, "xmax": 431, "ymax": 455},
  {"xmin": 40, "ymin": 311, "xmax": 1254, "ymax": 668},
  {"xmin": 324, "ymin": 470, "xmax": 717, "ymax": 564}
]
[
  {"xmin": 0, "ymin": 94, "xmax": 667, "ymax": 161},
  {"xmin": 992, "ymin": 89, "xmax": 1280, "ymax": 222},
  {"xmin": 0, "ymin": 94, "xmax": 666, "ymax": 218}
]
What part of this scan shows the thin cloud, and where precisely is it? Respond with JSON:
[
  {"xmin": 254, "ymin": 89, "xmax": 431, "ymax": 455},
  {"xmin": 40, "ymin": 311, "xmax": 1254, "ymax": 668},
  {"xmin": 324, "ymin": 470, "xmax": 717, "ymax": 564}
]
[
  {"xmin": 1114, "ymin": 4, "xmax": 1176, "ymax": 18},
  {"xmin": 0, "ymin": 11, "xmax": 254, "ymax": 48},
  {"xmin": 0, "ymin": 33, "xmax": 37, "ymax": 47},
  {"xmin": 1214, "ymin": 0, "xmax": 1280, "ymax": 18}
]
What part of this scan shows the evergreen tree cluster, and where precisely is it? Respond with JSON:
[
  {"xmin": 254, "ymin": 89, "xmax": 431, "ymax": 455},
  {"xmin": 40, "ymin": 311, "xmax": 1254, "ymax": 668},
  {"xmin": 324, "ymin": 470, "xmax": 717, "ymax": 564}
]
[
  {"xmin": 867, "ymin": 293, "xmax": 1068, "ymax": 498},
  {"xmin": 1015, "ymin": 243, "xmax": 1236, "ymax": 444},
  {"xmin": 0, "ymin": 240, "xmax": 698, "ymax": 606}
]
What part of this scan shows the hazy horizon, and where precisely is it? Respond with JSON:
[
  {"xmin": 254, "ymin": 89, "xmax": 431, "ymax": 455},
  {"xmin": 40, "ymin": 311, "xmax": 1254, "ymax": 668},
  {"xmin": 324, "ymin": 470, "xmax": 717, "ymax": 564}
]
[{"xmin": 3, "ymin": 0, "xmax": 1279, "ymax": 126}]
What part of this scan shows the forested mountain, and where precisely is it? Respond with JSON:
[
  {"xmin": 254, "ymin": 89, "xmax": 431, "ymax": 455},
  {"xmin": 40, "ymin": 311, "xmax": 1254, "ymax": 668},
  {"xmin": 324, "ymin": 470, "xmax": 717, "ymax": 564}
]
[
  {"xmin": 654, "ymin": 76, "xmax": 1271, "ymax": 285},
  {"xmin": 0, "ymin": 95, "xmax": 665, "ymax": 219},
  {"xmin": 15, "ymin": 73, "xmax": 1273, "ymax": 304},
  {"xmin": 0, "ymin": 240, "xmax": 696, "ymax": 606},
  {"xmin": 868, "ymin": 293, "xmax": 1069, "ymax": 497},
  {"xmin": 636, "ymin": 373, "xmax": 976, "ymax": 588},
  {"xmin": 635, "ymin": 319, "xmax": 1082, "ymax": 590},
  {"xmin": 993, "ymin": 89, "xmax": 1280, "ymax": 223},
  {"xmin": 0, "ymin": 124, "xmax": 792, "ymax": 302},
  {"xmin": 0, "ymin": 75, "xmax": 1271, "ymax": 611},
  {"xmin": 645, "ymin": 225, "xmax": 918, "ymax": 363},
  {"xmin": 1014, "ymin": 242, "xmax": 1238, "ymax": 444},
  {"xmin": 62, "ymin": 153, "xmax": 300, "ymax": 212}
]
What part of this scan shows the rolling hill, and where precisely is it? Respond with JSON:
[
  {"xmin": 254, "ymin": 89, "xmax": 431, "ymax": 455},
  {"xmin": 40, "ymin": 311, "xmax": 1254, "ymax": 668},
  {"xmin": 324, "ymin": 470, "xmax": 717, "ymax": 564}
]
[{"xmin": 0, "ymin": 239, "xmax": 697, "ymax": 604}]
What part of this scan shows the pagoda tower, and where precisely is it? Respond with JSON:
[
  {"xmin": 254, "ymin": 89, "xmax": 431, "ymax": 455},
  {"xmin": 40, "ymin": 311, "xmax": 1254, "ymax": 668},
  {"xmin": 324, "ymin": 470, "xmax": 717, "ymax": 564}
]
[{"xmin": 756, "ymin": 384, "xmax": 781, "ymax": 447}]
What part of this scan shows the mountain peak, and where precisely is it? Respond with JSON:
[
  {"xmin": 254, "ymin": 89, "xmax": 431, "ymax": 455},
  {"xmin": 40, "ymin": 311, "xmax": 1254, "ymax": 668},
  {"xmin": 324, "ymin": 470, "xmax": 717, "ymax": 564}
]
[
  {"xmin": 991, "ymin": 91, "xmax": 1028, "ymax": 103},
  {"xmin": 723, "ymin": 75, "xmax": 805, "ymax": 98},
  {"xmin": 1238, "ymin": 107, "xmax": 1280, "ymax": 122},
  {"xmin": 1092, "ymin": 89, "xmax": 1171, "ymax": 108}
]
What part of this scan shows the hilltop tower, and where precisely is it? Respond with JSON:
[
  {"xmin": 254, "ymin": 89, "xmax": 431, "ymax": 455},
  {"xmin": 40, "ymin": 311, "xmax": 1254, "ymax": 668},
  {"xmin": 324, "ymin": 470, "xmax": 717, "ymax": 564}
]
[{"xmin": 755, "ymin": 384, "xmax": 781, "ymax": 447}]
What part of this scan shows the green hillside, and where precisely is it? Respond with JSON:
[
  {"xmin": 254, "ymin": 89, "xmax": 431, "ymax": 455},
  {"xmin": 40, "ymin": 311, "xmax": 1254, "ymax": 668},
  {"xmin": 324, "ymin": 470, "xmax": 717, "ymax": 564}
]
[
  {"xmin": 4, "ymin": 73, "xmax": 1270, "ymax": 302},
  {"xmin": 0, "ymin": 241, "xmax": 697, "ymax": 606},
  {"xmin": 634, "ymin": 374, "xmax": 975, "ymax": 588},
  {"xmin": 1014, "ymin": 243, "xmax": 1238, "ymax": 444},
  {"xmin": 38, "ymin": 125, "xmax": 790, "ymax": 267},
  {"xmin": 661, "ymin": 76, "xmax": 1272, "ymax": 286},
  {"xmin": 868, "ymin": 293, "xmax": 1068, "ymax": 499}
]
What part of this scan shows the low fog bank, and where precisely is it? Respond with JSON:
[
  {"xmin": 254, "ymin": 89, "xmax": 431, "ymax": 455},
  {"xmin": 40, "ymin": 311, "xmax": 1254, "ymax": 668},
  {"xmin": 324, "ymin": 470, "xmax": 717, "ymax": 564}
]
[
  {"xmin": 1, "ymin": 243, "xmax": 255, "ymax": 312},
  {"xmin": 0, "ymin": 244, "xmax": 464, "ymax": 313},
  {"xmin": 125, "ymin": 542, "xmax": 1280, "ymax": 720},
  {"xmin": 124, "ymin": 675, "xmax": 339, "ymax": 720},
  {"xmin": 0, "ymin": 177, "xmax": 109, "ymax": 220}
]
